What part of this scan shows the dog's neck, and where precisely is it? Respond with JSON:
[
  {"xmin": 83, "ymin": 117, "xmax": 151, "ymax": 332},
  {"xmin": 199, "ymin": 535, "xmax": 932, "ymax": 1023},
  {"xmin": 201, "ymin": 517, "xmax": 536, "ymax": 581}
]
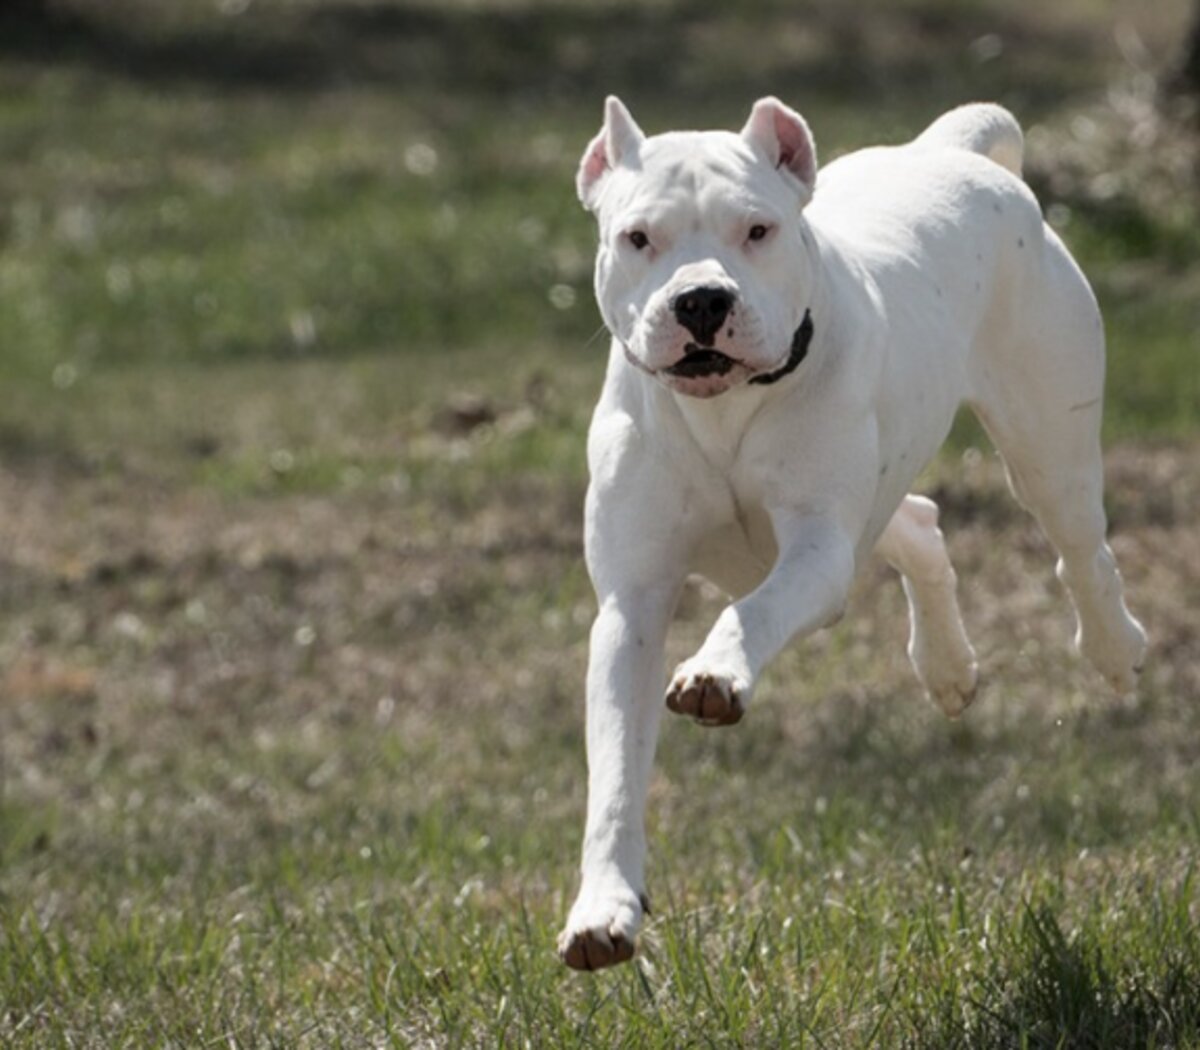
[{"xmin": 667, "ymin": 378, "xmax": 769, "ymax": 468}]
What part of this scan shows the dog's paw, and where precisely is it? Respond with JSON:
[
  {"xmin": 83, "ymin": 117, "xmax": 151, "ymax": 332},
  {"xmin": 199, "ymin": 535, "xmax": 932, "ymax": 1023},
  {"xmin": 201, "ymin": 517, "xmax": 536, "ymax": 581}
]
[
  {"xmin": 665, "ymin": 663, "xmax": 747, "ymax": 726},
  {"xmin": 921, "ymin": 658, "xmax": 979, "ymax": 719},
  {"xmin": 557, "ymin": 885, "xmax": 647, "ymax": 971},
  {"xmin": 1077, "ymin": 614, "xmax": 1147, "ymax": 697},
  {"xmin": 909, "ymin": 626, "xmax": 979, "ymax": 719},
  {"xmin": 1057, "ymin": 559, "xmax": 1148, "ymax": 697}
]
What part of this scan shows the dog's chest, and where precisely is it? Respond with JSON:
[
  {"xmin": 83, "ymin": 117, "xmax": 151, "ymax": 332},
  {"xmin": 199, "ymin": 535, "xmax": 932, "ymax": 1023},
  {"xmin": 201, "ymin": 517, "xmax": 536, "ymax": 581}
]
[
  {"xmin": 669, "ymin": 392, "xmax": 782, "ymax": 594},
  {"xmin": 688, "ymin": 486, "xmax": 777, "ymax": 597}
]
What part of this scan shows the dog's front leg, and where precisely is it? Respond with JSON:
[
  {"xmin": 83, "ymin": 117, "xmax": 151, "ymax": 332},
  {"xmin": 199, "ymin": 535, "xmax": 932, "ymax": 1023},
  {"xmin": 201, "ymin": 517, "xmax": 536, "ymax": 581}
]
[
  {"xmin": 667, "ymin": 513, "xmax": 856, "ymax": 725},
  {"xmin": 558, "ymin": 580, "xmax": 680, "ymax": 970}
]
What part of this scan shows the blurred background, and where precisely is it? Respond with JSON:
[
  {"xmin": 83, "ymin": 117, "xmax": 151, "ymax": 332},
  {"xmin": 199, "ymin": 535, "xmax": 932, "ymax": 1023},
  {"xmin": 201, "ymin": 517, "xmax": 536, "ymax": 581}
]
[
  {"xmin": 1, "ymin": 0, "xmax": 1198, "ymax": 432},
  {"xmin": 1, "ymin": 1, "xmax": 1198, "ymax": 1045}
]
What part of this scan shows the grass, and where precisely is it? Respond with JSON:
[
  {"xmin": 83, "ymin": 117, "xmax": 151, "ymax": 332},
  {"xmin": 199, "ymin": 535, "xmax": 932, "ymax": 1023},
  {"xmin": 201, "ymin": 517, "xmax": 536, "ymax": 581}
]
[{"xmin": 1, "ymin": 0, "xmax": 1199, "ymax": 1045}]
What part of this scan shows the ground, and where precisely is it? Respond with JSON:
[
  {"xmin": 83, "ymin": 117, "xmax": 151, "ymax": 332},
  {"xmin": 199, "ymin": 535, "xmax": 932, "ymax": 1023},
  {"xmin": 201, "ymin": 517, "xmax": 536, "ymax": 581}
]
[{"xmin": 1, "ymin": 0, "xmax": 1198, "ymax": 1046}]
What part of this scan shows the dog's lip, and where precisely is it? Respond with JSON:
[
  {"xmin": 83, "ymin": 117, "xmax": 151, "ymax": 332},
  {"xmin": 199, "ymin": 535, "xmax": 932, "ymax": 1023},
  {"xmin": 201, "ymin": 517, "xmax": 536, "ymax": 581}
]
[{"xmin": 663, "ymin": 346, "xmax": 740, "ymax": 379}]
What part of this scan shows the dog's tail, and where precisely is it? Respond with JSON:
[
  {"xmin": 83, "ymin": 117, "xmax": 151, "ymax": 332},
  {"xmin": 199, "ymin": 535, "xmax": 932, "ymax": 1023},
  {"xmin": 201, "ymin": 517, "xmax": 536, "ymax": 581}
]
[{"xmin": 914, "ymin": 103, "xmax": 1024, "ymax": 178}]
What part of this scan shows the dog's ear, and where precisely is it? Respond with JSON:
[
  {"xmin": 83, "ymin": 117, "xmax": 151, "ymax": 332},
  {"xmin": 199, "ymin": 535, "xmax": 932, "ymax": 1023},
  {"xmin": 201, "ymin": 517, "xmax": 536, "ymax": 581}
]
[
  {"xmin": 741, "ymin": 97, "xmax": 817, "ymax": 198},
  {"xmin": 577, "ymin": 96, "xmax": 645, "ymax": 211}
]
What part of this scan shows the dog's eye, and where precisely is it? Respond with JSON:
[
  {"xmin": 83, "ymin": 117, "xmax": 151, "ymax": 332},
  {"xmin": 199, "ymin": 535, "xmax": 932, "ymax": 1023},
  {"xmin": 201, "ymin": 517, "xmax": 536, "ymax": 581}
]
[
  {"xmin": 627, "ymin": 230, "xmax": 650, "ymax": 251},
  {"xmin": 747, "ymin": 224, "xmax": 771, "ymax": 243}
]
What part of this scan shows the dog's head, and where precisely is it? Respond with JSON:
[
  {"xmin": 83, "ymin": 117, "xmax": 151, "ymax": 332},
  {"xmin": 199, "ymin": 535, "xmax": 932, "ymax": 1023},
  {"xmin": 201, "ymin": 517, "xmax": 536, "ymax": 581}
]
[{"xmin": 578, "ymin": 97, "xmax": 819, "ymax": 399}]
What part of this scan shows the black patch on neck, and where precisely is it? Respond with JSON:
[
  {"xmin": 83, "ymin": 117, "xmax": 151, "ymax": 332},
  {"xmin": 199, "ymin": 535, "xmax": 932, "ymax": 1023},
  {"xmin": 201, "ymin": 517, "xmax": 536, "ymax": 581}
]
[{"xmin": 748, "ymin": 310, "xmax": 813, "ymax": 386}]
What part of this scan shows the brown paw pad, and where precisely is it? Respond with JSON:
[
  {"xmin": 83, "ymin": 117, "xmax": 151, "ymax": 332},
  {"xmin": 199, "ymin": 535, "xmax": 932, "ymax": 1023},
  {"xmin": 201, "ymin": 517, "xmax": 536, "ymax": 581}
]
[
  {"xmin": 559, "ymin": 929, "xmax": 635, "ymax": 971},
  {"xmin": 665, "ymin": 673, "xmax": 744, "ymax": 726}
]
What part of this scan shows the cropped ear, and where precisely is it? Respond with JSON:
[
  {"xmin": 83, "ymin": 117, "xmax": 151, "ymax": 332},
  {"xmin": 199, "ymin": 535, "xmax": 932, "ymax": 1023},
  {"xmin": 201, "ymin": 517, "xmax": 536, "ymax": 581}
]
[
  {"xmin": 741, "ymin": 97, "xmax": 818, "ymax": 197},
  {"xmin": 577, "ymin": 96, "xmax": 646, "ymax": 210}
]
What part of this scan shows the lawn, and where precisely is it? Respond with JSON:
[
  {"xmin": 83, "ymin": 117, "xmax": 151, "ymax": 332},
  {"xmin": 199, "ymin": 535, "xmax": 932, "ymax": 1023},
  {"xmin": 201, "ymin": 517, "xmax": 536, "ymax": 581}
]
[{"xmin": 1, "ymin": 0, "xmax": 1198, "ymax": 1046}]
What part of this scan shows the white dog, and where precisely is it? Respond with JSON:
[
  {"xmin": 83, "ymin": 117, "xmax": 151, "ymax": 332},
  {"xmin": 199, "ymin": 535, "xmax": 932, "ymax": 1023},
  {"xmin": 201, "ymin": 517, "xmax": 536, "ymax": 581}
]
[{"xmin": 557, "ymin": 97, "xmax": 1147, "ymax": 970}]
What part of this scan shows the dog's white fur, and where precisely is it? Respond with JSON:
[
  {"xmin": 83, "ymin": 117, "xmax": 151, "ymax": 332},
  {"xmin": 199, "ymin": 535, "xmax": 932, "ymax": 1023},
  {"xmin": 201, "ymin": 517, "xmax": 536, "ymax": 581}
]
[{"xmin": 558, "ymin": 97, "xmax": 1147, "ymax": 971}]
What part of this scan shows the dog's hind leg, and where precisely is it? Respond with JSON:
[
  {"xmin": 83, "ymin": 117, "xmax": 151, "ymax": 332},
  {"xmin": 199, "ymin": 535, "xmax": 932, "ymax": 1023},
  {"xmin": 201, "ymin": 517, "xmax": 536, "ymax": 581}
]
[
  {"xmin": 979, "ymin": 411, "xmax": 1146, "ymax": 693},
  {"xmin": 876, "ymin": 495, "xmax": 979, "ymax": 716},
  {"xmin": 968, "ymin": 227, "xmax": 1146, "ymax": 693}
]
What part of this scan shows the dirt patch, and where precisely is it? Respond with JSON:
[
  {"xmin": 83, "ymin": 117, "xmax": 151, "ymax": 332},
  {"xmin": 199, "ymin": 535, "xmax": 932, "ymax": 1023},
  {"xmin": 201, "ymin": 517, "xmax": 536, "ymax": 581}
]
[{"xmin": 0, "ymin": 439, "xmax": 1195, "ymax": 800}]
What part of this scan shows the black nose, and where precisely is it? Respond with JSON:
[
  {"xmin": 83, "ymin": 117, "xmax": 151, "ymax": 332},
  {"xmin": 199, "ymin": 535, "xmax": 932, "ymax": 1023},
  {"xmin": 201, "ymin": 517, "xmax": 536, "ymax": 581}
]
[{"xmin": 673, "ymin": 286, "xmax": 734, "ymax": 345}]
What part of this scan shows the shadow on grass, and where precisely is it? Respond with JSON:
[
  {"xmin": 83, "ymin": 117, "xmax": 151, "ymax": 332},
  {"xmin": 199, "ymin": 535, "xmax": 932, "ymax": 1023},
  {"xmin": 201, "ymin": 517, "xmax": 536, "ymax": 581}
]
[
  {"xmin": 919, "ymin": 901, "xmax": 1200, "ymax": 1049},
  {"xmin": 1, "ymin": 0, "xmax": 1105, "ymax": 115}
]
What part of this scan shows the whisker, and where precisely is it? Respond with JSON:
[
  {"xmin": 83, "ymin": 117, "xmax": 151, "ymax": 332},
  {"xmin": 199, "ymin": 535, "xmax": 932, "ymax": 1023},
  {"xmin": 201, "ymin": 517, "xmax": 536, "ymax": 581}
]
[{"xmin": 582, "ymin": 323, "xmax": 611, "ymax": 351}]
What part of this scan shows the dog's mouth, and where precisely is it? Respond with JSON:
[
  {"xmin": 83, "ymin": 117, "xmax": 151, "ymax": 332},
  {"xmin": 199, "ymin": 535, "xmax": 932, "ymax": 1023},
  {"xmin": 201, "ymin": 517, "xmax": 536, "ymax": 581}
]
[
  {"xmin": 651, "ymin": 310, "xmax": 814, "ymax": 390},
  {"xmin": 663, "ymin": 346, "xmax": 738, "ymax": 379}
]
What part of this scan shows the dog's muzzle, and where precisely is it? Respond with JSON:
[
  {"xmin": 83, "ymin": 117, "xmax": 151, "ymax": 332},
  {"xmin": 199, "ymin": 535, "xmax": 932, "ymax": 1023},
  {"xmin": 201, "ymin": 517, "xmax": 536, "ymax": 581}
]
[{"xmin": 660, "ymin": 310, "xmax": 814, "ymax": 387}]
